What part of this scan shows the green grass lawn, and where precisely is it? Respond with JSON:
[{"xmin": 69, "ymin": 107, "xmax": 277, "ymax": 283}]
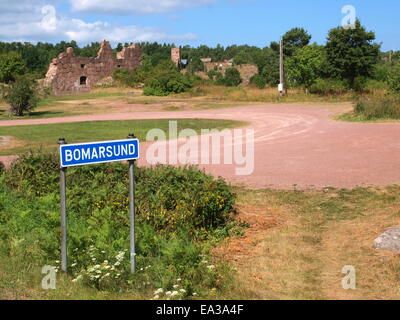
[{"xmin": 0, "ymin": 118, "xmax": 247, "ymax": 155}]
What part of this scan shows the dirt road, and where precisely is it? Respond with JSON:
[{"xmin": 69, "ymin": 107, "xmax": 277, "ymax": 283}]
[{"xmin": 1, "ymin": 103, "xmax": 399, "ymax": 189}]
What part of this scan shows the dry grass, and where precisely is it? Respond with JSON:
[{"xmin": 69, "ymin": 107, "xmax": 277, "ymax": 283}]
[
  {"xmin": 184, "ymin": 84, "xmax": 353, "ymax": 104},
  {"xmin": 214, "ymin": 186, "xmax": 400, "ymax": 300}
]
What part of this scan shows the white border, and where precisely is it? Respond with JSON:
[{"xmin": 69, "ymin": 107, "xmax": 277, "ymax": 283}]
[{"xmin": 59, "ymin": 138, "xmax": 140, "ymax": 168}]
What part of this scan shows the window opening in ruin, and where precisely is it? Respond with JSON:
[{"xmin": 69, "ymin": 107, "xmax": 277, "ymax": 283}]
[
  {"xmin": 81, "ymin": 64, "xmax": 85, "ymax": 68},
  {"xmin": 80, "ymin": 76, "xmax": 87, "ymax": 85}
]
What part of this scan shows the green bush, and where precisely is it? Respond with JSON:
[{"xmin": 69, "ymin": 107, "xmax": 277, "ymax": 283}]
[
  {"xmin": 354, "ymin": 96, "xmax": 400, "ymax": 120},
  {"xmin": 353, "ymin": 76, "xmax": 369, "ymax": 93},
  {"xmin": 0, "ymin": 52, "xmax": 26, "ymax": 84},
  {"xmin": 308, "ymin": 78, "xmax": 347, "ymax": 95},
  {"xmin": 4, "ymin": 151, "xmax": 235, "ymax": 231},
  {"xmin": 207, "ymin": 70, "xmax": 223, "ymax": 81},
  {"xmin": 0, "ymin": 151, "xmax": 237, "ymax": 294},
  {"xmin": 388, "ymin": 65, "xmax": 400, "ymax": 94},
  {"xmin": 220, "ymin": 68, "xmax": 242, "ymax": 87},
  {"xmin": 249, "ymin": 74, "xmax": 266, "ymax": 89},
  {"xmin": 4, "ymin": 76, "xmax": 39, "ymax": 116},
  {"xmin": 143, "ymin": 60, "xmax": 193, "ymax": 96}
]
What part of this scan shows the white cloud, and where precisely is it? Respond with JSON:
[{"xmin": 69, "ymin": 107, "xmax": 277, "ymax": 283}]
[
  {"xmin": 69, "ymin": 0, "xmax": 214, "ymax": 14},
  {"xmin": 0, "ymin": 2, "xmax": 198, "ymax": 44}
]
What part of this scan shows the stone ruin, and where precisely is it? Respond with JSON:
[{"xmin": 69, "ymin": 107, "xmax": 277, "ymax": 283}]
[
  {"xmin": 171, "ymin": 47, "xmax": 181, "ymax": 67},
  {"xmin": 170, "ymin": 47, "xmax": 258, "ymax": 85},
  {"xmin": 45, "ymin": 40, "xmax": 141, "ymax": 95}
]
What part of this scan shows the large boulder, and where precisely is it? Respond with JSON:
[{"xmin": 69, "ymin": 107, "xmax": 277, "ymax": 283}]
[{"xmin": 373, "ymin": 227, "xmax": 400, "ymax": 254}]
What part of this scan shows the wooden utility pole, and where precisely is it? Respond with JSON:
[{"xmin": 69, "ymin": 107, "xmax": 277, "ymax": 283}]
[{"xmin": 279, "ymin": 37, "xmax": 284, "ymax": 97}]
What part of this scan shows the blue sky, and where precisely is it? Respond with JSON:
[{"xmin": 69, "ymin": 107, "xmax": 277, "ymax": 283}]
[{"xmin": 0, "ymin": 0, "xmax": 398, "ymax": 51}]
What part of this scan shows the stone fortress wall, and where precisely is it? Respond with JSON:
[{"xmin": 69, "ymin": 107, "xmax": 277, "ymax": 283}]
[{"xmin": 45, "ymin": 40, "xmax": 141, "ymax": 95}]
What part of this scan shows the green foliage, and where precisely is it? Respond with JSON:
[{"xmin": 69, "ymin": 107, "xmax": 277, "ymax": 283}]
[
  {"xmin": 207, "ymin": 70, "xmax": 223, "ymax": 81},
  {"xmin": 4, "ymin": 76, "xmax": 39, "ymax": 116},
  {"xmin": 282, "ymin": 28, "xmax": 312, "ymax": 57},
  {"xmin": 325, "ymin": 20, "xmax": 380, "ymax": 88},
  {"xmin": 0, "ymin": 52, "xmax": 26, "ymax": 83},
  {"xmin": 188, "ymin": 57, "xmax": 205, "ymax": 73},
  {"xmin": 249, "ymin": 74, "xmax": 267, "ymax": 89},
  {"xmin": 0, "ymin": 151, "xmax": 237, "ymax": 293},
  {"xmin": 286, "ymin": 45, "xmax": 325, "ymax": 89},
  {"xmin": 258, "ymin": 49, "xmax": 280, "ymax": 86},
  {"xmin": 217, "ymin": 68, "xmax": 242, "ymax": 87},
  {"xmin": 353, "ymin": 76, "xmax": 369, "ymax": 93},
  {"xmin": 308, "ymin": 78, "xmax": 347, "ymax": 96},
  {"xmin": 143, "ymin": 60, "xmax": 193, "ymax": 96},
  {"xmin": 388, "ymin": 64, "xmax": 400, "ymax": 94},
  {"xmin": 4, "ymin": 151, "xmax": 235, "ymax": 232},
  {"xmin": 354, "ymin": 96, "xmax": 400, "ymax": 120}
]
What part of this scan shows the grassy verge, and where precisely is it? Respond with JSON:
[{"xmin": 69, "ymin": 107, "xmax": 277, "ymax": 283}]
[
  {"xmin": 216, "ymin": 186, "xmax": 400, "ymax": 300},
  {"xmin": 0, "ymin": 85, "xmax": 355, "ymax": 121},
  {"xmin": 337, "ymin": 95, "xmax": 400, "ymax": 123},
  {"xmin": 0, "ymin": 89, "xmax": 133, "ymax": 120},
  {"xmin": 2, "ymin": 180, "xmax": 400, "ymax": 300},
  {"xmin": 0, "ymin": 153, "xmax": 246, "ymax": 300},
  {"xmin": 0, "ymin": 118, "xmax": 247, "ymax": 155}
]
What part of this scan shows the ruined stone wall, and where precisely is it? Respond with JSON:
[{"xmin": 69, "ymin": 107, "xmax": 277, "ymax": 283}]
[
  {"xmin": 171, "ymin": 47, "xmax": 180, "ymax": 67},
  {"xmin": 203, "ymin": 62, "xmax": 258, "ymax": 85},
  {"xmin": 45, "ymin": 40, "xmax": 141, "ymax": 95}
]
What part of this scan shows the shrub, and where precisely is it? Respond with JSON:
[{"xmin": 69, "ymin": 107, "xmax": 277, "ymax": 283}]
[
  {"xmin": 354, "ymin": 96, "xmax": 400, "ymax": 120},
  {"xmin": 222, "ymin": 68, "xmax": 242, "ymax": 87},
  {"xmin": 388, "ymin": 65, "xmax": 400, "ymax": 94},
  {"xmin": 0, "ymin": 52, "xmax": 26, "ymax": 84},
  {"xmin": 143, "ymin": 60, "xmax": 193, "ymax": 96},
  {"xmin": 4, "ymin": 76, "xmax": 39, "ymax": 116},
  {"xmin": 308, "ymin": 78, "xmax": 347, "ymax": 96},
  {"xmin": 207, "ymin": 70, "xmax": 223, "ymax": 81},
  {"xmin": 4, "ymin": 151, "xmax": 235, "ymax": 232},
  {"xmin": 249, "ymin": 74, "xmax": 266, "ymax": 89},
  {"xmin": 353, "ymin": 76, "xmax": 369, "ymax": 93},
  {"xmin": 0, "ymin": 151, "xmax": 237, "ymax": 294}
]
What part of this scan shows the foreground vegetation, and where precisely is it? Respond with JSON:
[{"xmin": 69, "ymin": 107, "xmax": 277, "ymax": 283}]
[
  {"xmin": 0, "ymin": 118, "xmax": 246, "ymax": 155},
  {"xmin": 1, "ymin": 154, "xmax": 400, "ymax": 299},
  {"xmin": 338, "ymin": 96, "xmax": 400, "ymax": 122},
  {"xmin": 0, "ymin": 152, "xmax": 246, "ymax": 299}
]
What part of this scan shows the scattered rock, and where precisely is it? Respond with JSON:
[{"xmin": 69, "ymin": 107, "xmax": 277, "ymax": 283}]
[{"xmin": 373, "ymin": 227, "xmax": 400, "ymax": 254}]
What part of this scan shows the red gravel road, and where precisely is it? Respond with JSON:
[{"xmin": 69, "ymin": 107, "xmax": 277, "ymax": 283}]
[{"xmin": 1, "ymin": 104, "xmax": 400, "ymax": 190}]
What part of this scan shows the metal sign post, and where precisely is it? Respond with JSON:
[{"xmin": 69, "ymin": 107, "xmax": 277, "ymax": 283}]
[
  {"xmin": 127, "ymin": 133, "xmax": 136, "ymax": 273},
  {"xmin": 58, "ymin": 136, "xmax": 140, "ymax": 274},
  {"xmin": 58, "ymin": 138, "xmax": 68, "ymax": 273}
]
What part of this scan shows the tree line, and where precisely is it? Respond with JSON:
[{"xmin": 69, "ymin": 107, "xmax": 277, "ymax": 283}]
[{"xmin": 0, "ymin": 19, "xmax": 399, "ymax": 98}]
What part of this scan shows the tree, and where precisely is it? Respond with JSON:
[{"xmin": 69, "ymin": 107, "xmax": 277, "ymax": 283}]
[
  {"xmin": 286, "ymin": 45, "xmax": 325, "ymax": 89},
  {"xmin": 282, "ymin": 28, "xmax": 312, "ymax": 56},
  {"xmin": 388, "ymin": 64, "xmax": 400, "ymax": 94},
  {"xmin": 325, "ymin": 20, "xmax": 380, "ymax": 87},
  {"xmin": 220, "ymin": 68, "xmax": 242, "ymax": 86},
  {"xmin": 143, "ymin": 60, "xmax": 193, "ymax": 96},
  {"xmin": 259, "ymin": 49, "xmax": 280, "ymax": 86},
  {"xmin": 5, "ymin": 76, "xmax": 38, "ymax": 116},
  {"xmin": 0, "ymin": 52, "xmax": 26, "ymax": 83}
]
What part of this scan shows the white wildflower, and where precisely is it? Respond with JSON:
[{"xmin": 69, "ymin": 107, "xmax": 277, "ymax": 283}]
[
  {"xmin": 154, "ymin": 288, "xmax": 164, "ymax": 295},
  {"xmin": 171, "ymin": 291, "xmax": 179, "ymax": 297}
]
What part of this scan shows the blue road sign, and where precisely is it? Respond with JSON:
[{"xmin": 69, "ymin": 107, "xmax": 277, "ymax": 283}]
[{"xmin": 60, "ymin": 139, "xmax": 139, "ymax": 167}]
